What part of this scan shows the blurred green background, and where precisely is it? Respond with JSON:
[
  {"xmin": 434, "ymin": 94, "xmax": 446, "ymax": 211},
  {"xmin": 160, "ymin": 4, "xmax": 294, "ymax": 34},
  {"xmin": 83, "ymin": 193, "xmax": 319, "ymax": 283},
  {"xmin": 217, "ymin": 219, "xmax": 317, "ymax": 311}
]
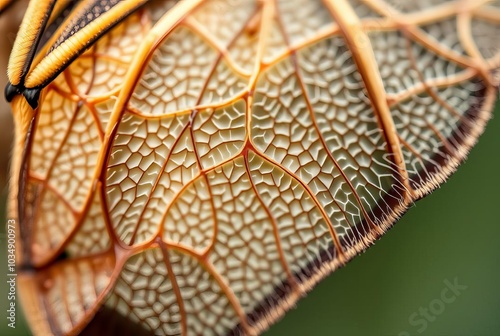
[{"xmin": 1, "ymin": 101, "xmax": 499, "ymax": 336}]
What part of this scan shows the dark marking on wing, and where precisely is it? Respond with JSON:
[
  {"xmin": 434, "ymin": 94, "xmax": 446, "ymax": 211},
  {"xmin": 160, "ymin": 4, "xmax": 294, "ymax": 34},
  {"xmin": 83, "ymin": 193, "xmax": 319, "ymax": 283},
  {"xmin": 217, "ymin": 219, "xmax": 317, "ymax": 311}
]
[
  {"xmin": 23, "ymin": 88, "xmax": 42, "ymax": 110},
  {"xmin": 5, "ymin": 82, "xmax": 20, "ymax": 102},
  {"xmin": 81, "ymin": 305, "xmax": 154, "ymax": 336},
  {"xmin": 37, "ymin": 0, "xmax": 79, "ymax": 52},
  {"xmin": 50, "ymin": 0, "xmax": 121, "ymax": 52}
]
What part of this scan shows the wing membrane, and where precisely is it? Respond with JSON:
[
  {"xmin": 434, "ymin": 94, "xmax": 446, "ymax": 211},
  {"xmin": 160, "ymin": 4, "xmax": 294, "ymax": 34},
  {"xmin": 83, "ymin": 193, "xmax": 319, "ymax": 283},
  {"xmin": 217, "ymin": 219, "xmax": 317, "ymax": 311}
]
[{"xmin": 8, "ymin": 0, "xmax": 500, "ymax": 335}]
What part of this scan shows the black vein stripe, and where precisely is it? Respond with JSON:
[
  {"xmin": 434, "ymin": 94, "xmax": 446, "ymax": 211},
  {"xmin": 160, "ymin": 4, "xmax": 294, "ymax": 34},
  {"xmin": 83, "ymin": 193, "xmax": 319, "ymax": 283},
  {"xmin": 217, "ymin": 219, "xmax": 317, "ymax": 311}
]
[{"xmin": 37, "ymin": 0, "xmax": 79, "ymax": 53}]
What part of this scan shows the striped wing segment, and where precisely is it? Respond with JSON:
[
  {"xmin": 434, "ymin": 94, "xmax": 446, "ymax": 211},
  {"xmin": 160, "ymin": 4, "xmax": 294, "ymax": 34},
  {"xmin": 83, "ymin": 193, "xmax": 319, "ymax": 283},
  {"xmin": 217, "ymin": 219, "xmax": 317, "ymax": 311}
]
[
  {"xmin": 9, "ymin": 0, "xmax": 500, "ymax": 335},
  {"xmin": 6, "ymin": 0, "xmax": 56, "ymax": 86},
  {"xmin": 6, "ymin": 0, "xmax": 147, "ymax": 108}
]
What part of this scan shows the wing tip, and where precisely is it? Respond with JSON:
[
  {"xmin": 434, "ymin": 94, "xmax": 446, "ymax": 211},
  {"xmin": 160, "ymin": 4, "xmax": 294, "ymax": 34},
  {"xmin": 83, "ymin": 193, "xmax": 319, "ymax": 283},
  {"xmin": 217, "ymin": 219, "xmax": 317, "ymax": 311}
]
[
  {"xmin": 22, "ymin": 88, "xmax": 41, "ymax": 109},
  {"xmin": 4, "ymin": 81, "xmax": 19, "ymax": 102}
]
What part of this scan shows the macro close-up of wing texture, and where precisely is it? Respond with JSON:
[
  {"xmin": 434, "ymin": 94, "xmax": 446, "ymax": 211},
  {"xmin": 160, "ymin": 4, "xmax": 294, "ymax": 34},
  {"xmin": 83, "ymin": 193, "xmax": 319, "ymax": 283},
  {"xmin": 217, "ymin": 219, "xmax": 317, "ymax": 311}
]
[{"xmin": 3, "ymin": 0, "xmax": 500, "ymax": 335}]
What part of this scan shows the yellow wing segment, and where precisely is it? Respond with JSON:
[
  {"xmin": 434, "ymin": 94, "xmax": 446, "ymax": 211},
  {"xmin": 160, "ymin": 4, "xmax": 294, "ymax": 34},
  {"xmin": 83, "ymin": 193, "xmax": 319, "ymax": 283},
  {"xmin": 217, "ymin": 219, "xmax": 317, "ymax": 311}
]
[{"xmin": 7, "ymin": 0, "xmax": 56, "ymax": 86}]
